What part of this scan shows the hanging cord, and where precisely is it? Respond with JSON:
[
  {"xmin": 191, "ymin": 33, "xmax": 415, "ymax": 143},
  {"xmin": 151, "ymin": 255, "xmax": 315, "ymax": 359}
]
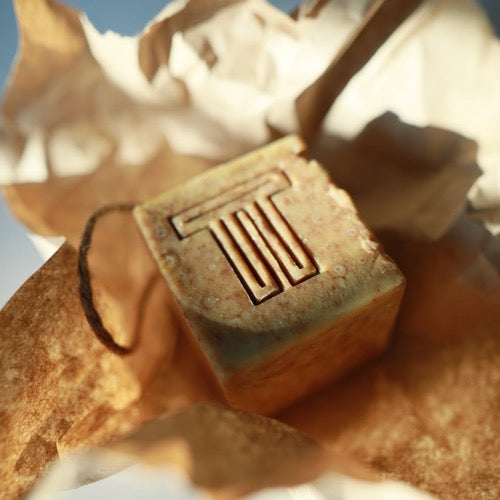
[{"xmin": 78, "ymin": 203, "xmax": 153, "ymax": 355}]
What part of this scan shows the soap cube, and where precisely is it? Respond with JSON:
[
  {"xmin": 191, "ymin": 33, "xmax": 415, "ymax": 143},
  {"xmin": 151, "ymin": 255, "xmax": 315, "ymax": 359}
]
[{"xmin": 134, "ymin": 135, "xmax": 405, "ymax": 414}]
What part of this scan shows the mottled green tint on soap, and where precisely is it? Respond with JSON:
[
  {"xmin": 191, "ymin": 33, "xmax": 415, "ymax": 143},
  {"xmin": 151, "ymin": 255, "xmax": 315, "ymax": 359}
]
[{"xmin": 134, "ymin": 136, "xmax": 405, "ymax": 414}]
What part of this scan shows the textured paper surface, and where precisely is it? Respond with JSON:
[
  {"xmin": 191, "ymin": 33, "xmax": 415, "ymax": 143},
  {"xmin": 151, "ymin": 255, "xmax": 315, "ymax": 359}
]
[
  {"xmin": 1, "ymin": 0, "xmax": 499, "ymax": 498},
  {"xmin": 30, "ymin": 404, "xmax": 433, "ymax": 500}
]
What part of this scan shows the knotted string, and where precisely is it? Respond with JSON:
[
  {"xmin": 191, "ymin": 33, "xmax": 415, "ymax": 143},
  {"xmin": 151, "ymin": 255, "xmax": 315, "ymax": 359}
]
[{"xmin": 78, "ymin": 203, "xmax": 155, "ymax": 355}]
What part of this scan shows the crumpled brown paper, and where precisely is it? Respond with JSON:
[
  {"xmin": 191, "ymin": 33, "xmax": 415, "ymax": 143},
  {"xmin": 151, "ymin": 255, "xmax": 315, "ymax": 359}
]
[
  {"xmin": 0, "ymin": 243, "xmax": 141, "ymax": 496},
  {"xmin": 1, "ymin": 0, "xmax": 499, "ymax": 498},
  {"xmin": 282, "ymin": 222, "xmax": 500, "ymax": 498},
  {"xmin": 30, "ymin": 403, "xmax": 433, "ymax": 500}
]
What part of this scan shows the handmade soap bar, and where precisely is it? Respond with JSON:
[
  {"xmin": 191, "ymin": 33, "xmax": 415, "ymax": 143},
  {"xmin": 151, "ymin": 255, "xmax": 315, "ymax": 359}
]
[{"xmin": 134, "ymin": 136, "xmax": 405, "ymax": 414}]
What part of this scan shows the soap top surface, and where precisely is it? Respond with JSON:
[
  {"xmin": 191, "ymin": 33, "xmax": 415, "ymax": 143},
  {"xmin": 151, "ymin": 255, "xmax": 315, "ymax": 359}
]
[{"xmin": 134, "ymin": 135, "xmax": 404, "ymax": 376}]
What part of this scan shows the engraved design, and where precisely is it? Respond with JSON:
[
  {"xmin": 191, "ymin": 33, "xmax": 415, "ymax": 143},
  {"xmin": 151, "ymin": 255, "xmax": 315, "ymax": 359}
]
[{"xmin": 171, "ymin": 170, "xmax": 318, "ymax": 304}]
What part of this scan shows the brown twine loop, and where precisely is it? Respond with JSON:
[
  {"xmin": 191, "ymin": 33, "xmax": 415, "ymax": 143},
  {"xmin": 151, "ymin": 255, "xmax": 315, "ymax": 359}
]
[{"xmin": 78, "ymin": 203, "xmax": 150, "ymax": 355}]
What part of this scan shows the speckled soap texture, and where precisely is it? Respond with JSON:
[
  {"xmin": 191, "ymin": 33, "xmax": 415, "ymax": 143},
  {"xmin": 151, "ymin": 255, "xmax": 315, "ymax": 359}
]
[{"xmin": 134, "ymin": 135, "xmax": 405, "ymax": 414}]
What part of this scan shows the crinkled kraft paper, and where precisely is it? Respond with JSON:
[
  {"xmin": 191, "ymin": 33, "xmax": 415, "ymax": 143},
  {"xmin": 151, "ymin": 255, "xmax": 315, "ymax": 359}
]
[{"xmin": 0, "ymin": 0, "xmax": 499, "ymax": 499}]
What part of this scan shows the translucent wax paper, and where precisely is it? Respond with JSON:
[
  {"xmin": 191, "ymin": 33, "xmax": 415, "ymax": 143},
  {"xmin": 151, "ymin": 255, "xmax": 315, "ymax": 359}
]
[{"xmin": 0, "ymin": 0, "xmax": 499, "ymax": 498}]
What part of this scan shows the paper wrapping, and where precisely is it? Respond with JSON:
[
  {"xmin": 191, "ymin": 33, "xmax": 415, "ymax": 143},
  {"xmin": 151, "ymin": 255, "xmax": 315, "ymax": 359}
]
[{"xmin": 0, "ymin": 0, "xmax": 499, "ymax": 498}]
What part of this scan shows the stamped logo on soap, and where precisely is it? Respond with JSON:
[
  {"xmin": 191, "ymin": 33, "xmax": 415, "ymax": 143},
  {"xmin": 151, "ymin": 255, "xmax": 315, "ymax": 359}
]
[{"xmin": 170, "ymin": 170, "xmax": 318, "ymax": 304}]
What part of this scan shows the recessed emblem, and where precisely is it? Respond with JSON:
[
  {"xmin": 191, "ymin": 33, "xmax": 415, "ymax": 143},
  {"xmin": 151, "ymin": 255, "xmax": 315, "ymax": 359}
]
[{"xmin": 170, "ymin": 170, "xmax": 318, "ymax": 304}]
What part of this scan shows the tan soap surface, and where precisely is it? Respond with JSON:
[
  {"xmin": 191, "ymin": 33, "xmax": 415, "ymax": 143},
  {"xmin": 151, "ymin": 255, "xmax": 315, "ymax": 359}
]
[{"xmin": 134, "ymin": 136, "xmax": 404, "ymax": 414}]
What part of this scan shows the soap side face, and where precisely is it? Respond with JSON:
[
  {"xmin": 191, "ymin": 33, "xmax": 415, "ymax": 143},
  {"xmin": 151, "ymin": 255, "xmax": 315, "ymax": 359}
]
[{"xmin": 134, "ymin": 135, "xmax": 404, "ymax": 414}]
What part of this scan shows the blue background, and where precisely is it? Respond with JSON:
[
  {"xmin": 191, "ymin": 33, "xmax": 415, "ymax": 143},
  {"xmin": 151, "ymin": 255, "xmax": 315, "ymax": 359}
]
[
  {"xmin": 0, "ymin": 0, "xmax": 301, "ymax": 90},
  {"xmin": 1, "ymin": 0, "xmax": 499, "ymax": 91}
]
